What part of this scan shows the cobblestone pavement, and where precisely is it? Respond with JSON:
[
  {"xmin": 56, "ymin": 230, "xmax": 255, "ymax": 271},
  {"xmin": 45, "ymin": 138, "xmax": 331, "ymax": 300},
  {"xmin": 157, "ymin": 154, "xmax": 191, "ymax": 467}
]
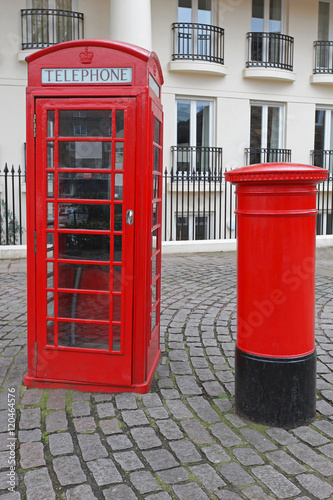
[{"xmin": 0, "ymin": 249, "xmax": 332, "ymax": 499}]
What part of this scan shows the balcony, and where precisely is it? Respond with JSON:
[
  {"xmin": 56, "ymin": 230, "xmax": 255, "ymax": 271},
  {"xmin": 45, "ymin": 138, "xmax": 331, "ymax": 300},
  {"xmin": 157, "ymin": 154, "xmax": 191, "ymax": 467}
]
[
  {"xmin": 243, "ymin": 32, "xmax": 295, "ymax": 82},
  {"xmin": 21, "ymin": 9, "xmax": 84, "ymax": 50},
  {"xmin": 169, "ymin": 23, "xmax": 226, "ymax": 76},
  {"xmin": 311, "ymin": 42, "xmax": 333, "ymax": 84},
  {"xmin": 245, "ymin": 148, "xmax": 291, "ymax": 165},
  {"xmin": 311, "ymin": 149, "xmax": 333, "ymax": 173},
  {"xmin": 171, "ymin": 146, "xmax": 223, "ymax": 177}
]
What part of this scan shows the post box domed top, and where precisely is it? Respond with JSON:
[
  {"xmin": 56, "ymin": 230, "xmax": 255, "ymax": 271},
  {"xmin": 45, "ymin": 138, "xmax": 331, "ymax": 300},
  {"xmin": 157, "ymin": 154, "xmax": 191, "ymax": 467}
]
[
  {"xmin": 26, "ymin": 39, "xmax": 163, "ymax": 89},
  {"xmin": 225, "ymin": 163, "xmax": 328, "ymax": 184}
]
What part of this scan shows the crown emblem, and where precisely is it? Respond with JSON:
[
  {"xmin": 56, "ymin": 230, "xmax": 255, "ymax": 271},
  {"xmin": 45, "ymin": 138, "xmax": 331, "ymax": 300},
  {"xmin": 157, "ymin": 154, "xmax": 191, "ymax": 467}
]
[{"xmin": 79, "ymin": 47, "xmax": 94, "ymax": 64}]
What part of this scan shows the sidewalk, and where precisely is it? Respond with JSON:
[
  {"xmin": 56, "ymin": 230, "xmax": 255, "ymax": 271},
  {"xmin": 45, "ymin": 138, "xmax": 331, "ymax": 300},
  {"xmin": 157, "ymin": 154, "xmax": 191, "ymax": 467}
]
[{"xmin": 0, "ymin": 249, "xmax": 332, "ymax": 499}]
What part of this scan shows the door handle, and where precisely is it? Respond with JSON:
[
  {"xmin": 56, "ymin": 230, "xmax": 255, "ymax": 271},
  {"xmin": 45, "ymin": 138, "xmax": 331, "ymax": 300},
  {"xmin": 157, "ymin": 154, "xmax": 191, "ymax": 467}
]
[{"xmin": 126, "ymin": 209, "xmax": 134, "ymax": 225}]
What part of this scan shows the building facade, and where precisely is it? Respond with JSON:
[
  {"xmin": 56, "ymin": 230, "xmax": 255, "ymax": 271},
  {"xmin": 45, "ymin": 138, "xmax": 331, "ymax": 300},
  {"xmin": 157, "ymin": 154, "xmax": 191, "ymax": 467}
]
[{"xmin": 1, "ymin": 0, "xmax": 333, "ymax": 243}]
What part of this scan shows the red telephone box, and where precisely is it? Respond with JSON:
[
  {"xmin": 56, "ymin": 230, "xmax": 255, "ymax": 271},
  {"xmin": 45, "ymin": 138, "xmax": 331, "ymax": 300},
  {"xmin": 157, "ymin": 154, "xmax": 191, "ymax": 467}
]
[{"xmin": 24, "ymin": 40, "xmax": 163, "ymax": 393}]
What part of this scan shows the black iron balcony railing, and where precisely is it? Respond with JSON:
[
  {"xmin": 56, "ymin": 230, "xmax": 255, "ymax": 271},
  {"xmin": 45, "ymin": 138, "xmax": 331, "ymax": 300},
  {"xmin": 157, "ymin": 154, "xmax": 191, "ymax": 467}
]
[
  {"xmin": 313, "ymin": 41, "xmax": 333, "ymax": 74},
  {"xmin": 245, "ymin": 148, "xmax": 291, "ymax": 165},
  {"xmin": 311, "ymin": 150, "xmax": 333, "ymax": 236},
  {"xmin": 246, "ymin": 32, "xmax": 294, "ymax": 71},
  {"xmin": 172, "ymin": 23, "xmax": 224, "ymax": 64},
  {"xmin": 311, "ymin": 149, "xmax": 333, "ymax": 173},
  {"xmin": 171, "ymin": 146, "xmax": 223, "ymax": 177},
  {"xmin": 21, "ymin": 9, "xmax": 84, "ymax": 50}
]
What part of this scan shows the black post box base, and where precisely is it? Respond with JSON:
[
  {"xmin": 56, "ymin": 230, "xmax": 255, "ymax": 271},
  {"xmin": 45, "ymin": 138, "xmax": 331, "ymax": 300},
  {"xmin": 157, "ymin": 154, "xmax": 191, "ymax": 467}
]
[{"xmin": 235, "ymin": 346, "xmax": 316, "ymax": 429}]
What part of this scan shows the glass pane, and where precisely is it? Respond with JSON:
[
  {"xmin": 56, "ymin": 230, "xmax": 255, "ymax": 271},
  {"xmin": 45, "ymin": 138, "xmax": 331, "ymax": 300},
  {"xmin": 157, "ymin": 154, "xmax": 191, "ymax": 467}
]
[
  {"xmin": 250, "ymin": 106, "xmax": 262, "ymax": 149},
  {"xmin": 151, "ymin": 307, "xmax": 157, "ymax": 334},
  {"xmin": 58, "ymin": 234, "xmax": 110, "ymax": 261},
  {"xmin": 59, "ymin": 172, "xmax": 111, "ymax": 200},
  {"xmin": 318, "ymin": 2, "xmax": 330, "ymax": 40},
  {"xmin": 269, "ymin": 0, "xmax": 281, "ymax": 32},
  {"xmin": 114, "ymin": 205, "xmax": 122, "ymax": 231},
  {"xmin": 152, "ymin": 228, "xmax": 158, "ymax": 252},
  {"xmin": 151, "ymin": 281, "xmax": 157, "ymax": 307},
  {"xmin": 47, "ymin": 292, "xmax": 54, "ymax": 317},
  {"xmin": 58, "ymin": 292, "xmax": 109, "ymax": 320},
  {"xmin": 177, "ymin": 101, "xmax": 190, "ymax": 146},
  {"xmin": 116, "ymin": 110, "xmax": 124, "ymax": 138},
  {"xmin": 59, "ymin": 110, "xmax": 112, "ymax": 137},
  {"xmin": 152, "ymin": 255, "xmax": 157, "ymax": 277},
  {"xmin": 154, "ymin": 147, "xmax": 160, "ymax": 173},
  {"xmin": 47, "ymin": 233, "xmax": 54, "ymax": 258},
  {"xmin": 198, "ymin": 0, "xmax": 211, "ymax": 24},
  {"xmin": 47, "ymin": 173, "xmax": 54, "ymax": 198},
  {"xmin": 153, "ymin": 175, "xmax": 159, "ymax": 199},
  {"xmin": 58, "ymin": 321, "xmax": 109, "ymax": 349},
  {"xmin": 176, "ymin": 216, "xmax": 189, "ymax": 240},
  {"xmin": 113, "ymin": 266, "xmax": 122, "ymax": 292},
  {"xmin": 196, "ymin": 102, "xmax": 210, "ymax": 148},
  {"xmin": 113, "ymin": 295, "xmax": 121, "ymax": 322},
  {"xmin": 115, "ymin": 143, "xmax": 124, "ymax": 170},
  {"xmin": 112, "ymin": 324, "xmax": 121, "ymax": 351},
  {"xmin": 195, "ymin": 216, "xmax": 207, "ymax": 240},
  {"xmin": 114, "ymin": 235, "xmax": 122, "ymax": 262},
  {"xmin": 267, "ymin": 106, "xmax": 280, "ymax": 149},
  {"xmin": 47, "ymin": 143, "xmax": 54, "ymax": 169},
  {"xmin": 47, "ymin": 203, "xmax": 54, "ymax": 228},
  {"xmin": 58, "ymin": 203, "xmax": 110, "ymax": 230},
  {"xmin": 315, "ymin": 109, "xmax": 325, "ymax": 150},
  {"xmin": 59, "ymin": 142, "xmax": 111, "ymax": 169},
  {"xmin": 155, "ymin": 119, "xmax": 160, "ymax": 144},
  {"xmin": 47, "ymin": 262, "xmax": 54, "ymax": 288},
  {"xmin": 58, "ymin": 264, "xmax": 110, "ymax": 291},
  {"xmin": 153, "ymin": 203, "xmax": 159, "ymax": 227},
  {"xmin": 115, "ymin": 174, "xmax": 123, "ymax": 200},
  {"xmin": 252, "ymin": 0, "xmax": 264, "ymax": 31},
  {"xmin": 47, "ymin": 321, "xmax": 54, "ymax": 345},
  {"xmin": 47, "ymin": 111, "xmax": 55, "ymax": 137},
  {"xmin": 178, "ymin": 0, "xmax": 192, "ymax": 22}
]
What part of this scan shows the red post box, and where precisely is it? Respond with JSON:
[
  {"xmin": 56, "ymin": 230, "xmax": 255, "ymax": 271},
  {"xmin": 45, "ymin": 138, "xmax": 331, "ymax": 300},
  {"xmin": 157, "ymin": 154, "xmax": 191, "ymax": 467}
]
[
  {"xmin": 225, "ymin": 163, "xmax": 328, "ymax": 428},
  {"xmin": 24, "ymin": 40, "xmax": 163, "ymax": 393}
]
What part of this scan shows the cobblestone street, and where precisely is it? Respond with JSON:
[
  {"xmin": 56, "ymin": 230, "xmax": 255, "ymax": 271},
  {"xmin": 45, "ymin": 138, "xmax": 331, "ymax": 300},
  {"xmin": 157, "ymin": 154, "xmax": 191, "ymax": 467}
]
[{"xmin": 0, "ymin": 249, "xmax": 332, "ymax": 499}]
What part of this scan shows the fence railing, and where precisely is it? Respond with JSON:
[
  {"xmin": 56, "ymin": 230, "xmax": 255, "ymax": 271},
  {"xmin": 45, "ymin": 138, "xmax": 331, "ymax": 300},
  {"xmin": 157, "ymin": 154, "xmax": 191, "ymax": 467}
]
[
  {"xmin": 314, "ymin": 41, "xmax": 333, "ymax": 74},
  {"xmin": 0, "ymin": 165, "xmax": 25, "ymax": 245},
  {"xmin": 171, "ymin": 146, "xmax": 223, "ymax": 176},
  {"xmin": 21, "ymin": 8, "xmax": 84, "ymax": 50},
  {"xmin": 246, "ymin": 32, "xmax": 294, "ymax": 71},
  {"xmin": 172, "ymin": 22, "xmax": 224, "ymax": 64},
  {"xmin": 245, "ymin": 148, "xmax": 292, "ymax": 165}
]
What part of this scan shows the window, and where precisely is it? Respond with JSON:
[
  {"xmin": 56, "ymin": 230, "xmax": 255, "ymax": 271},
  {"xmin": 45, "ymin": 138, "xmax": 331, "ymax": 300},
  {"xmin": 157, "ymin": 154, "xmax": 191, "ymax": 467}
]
[
  {"xmin": 176, "ymin": 214, "xmax": 213, "ymax": 240},
  {"xmin": 178, "ymin": 0, "xmax": 212, "ymax": 25},
  {"xmin": 318, "ymin": 1, "xmax": 332, "ymax": 40},
  {"xmin": 314, "ymin": 108, "xmax": 333, "ymax": 170},
  {"xmin": 176, "ymin": 99, "xmax": 213, "ymax": 173},
  {"xmin": 252, "ymin": 0, "xmax": 283, "ymax": 33},
  {"xmin": 315, "ymin": 1, "xmax": 333, "ymax": 71},
  {"xmin": 248, "ymin": 102, "xmax": 287, "ymax": 163}
]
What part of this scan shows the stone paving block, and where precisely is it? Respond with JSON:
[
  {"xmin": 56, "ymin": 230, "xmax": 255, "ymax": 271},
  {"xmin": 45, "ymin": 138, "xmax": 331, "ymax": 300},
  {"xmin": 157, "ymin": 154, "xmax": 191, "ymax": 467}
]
[
  {"xmin": 313, "ymin": 419, "xmax": 333, "ymax": 438},
  {"xmin": 296, "ymin": 474, "xmax": 333, "ymax": 500},
  {"xmin": 53, "ymin": 455, "xmax": 86, "ymax": 486},
  {"xmin": 224, "ymin": 413, "xmax": 247, "ymax": 428},
  {"xmin": 48, "ymin": 432, "xmax": 73, "ymax": 456},
  {"xmin": 292, "ymin": 426, "xmax": 330, "ymax": 446},
  {"xmin": 215, "ymin": 490, "xmax": 243, "ymax": 500},
  {"xmin": 210, "ymin": 423, "xmax": 243, "ymax": 447},
  {"xmin": 240, "ymin": 428, "xmax": 278, "ymax": 452},
  {"xmin": 19, "ymin": 408, "xmax": 41, "ymax": 430},
  {"xmin": 86, "ymin": 458, "xmax": 122, "ymax": 485},
  {"xmin": 142, "ymin": 449, "xmax": 179, "ymax": 471},
  {"xmin": 242, "ymin": 485, "xmax": 275, "ymax": 500},
  {"xmin": 73, "ymin": 416, "xmax": 96, "ymax": 433},
  {"xmin": 0, "ymin": 492, "xmax": 21, "ymax": 500},
  {"xmin": 130, "ymin": 426, "xmax": 162, "ymax": 449},
  {"xmin": 46, "ymin": 389, "xmax": 67, "ymax": 410},
  {"xmin": 180, "ymin": 419, "xmax": 215, "ymax": 445},
  {"xmin": 266, "ymin": 449, "xmax": 306, "ymax": 475},
  {"xmin": 157, "ymin": 467, "xmax": 189, "ymax": 484},
  {"xmin": 169, "ymin": 350, "xmax": 188, "ymax": 362},
  {"xmin": 173, "ymin": 482, "xmax": 210, "ymax": 500},
  {"xmin": 319, "ymin": 443, "xmax": 333, "ymax": 459},
  {"xmin": 148, "ymin": 407, "xmax": 169, "ymax": 419},
  {"xmin": 94, "ymin": 393, "xmax": 112, "ymax": 402},
  {"xmin": 141, "ymin": 393, "xmax": 163, "ymax": 408},
  {"xmin": 160, "ymin": 389, "xmax": 181, "ymax": 400},
  {"xmin": 71, "ymin": 401, "xmax": 90, "ymax": 418},
  {"xmin": 195, "ymin": 368, "xmax": 215, "ymax": 381},
  {"xmin": 201, "ymin": 444, "xmax": 231, "ymax": 464},
  {"xmin": 213, "ymin": 398, "xmax": 233, "ymax": 412},
  {"xmin": 45, "ymin": 410, "xmax": 67, "ymax": 432},
  {"xmin": 156, "ymin": 419, "xmax": 184, "ymax": 440},
  {"xmin": 191, "ymin": 358, "xmax": 209, "ymax": 369},
  {"xmin": 130, "ymin": 471, "xmax": 161, "ymax": 494},
  {"xmin": 169, "ymin": 439, "xmax": 202, "ymax": 463},
  {"xmin": 99, "ymin": 418, "xmax": 121, "ymax": 435},
  {"xmin": 265, "ymin": 428, "xmax": 298, "ymax": 445},
  {"xmin": 77, "ymin": 433, "xmax": 108, "ymax": 461},
  {"xmin": 106, "ymin": 434, "xmax": 133, "ymax": 451},
  {"xmin": 252, "ymin": 465, "xmax": 301, "ymax": 498},
  {"xmin": 71, "ymin": 391, "xmax": 91, "ymax": 401},
  {"xmin": 203, "ymin": 381, "xmax": 226, "ymax": 397},
  {"xmin": 187, "ymin": 396, "xmax": 220, "ymax": 422},
  {"xmin": 165, "ymin": 400, "xmax": 193, "ymax": 419},
  {"xmin": 20, "ymin": 388, "xmax": 44, "ymax": 406},
  {"xmin": 287, "ymin": 442, "xmax": 333, "ymax": 476},
  {"xmin": 190, "ymin": 463, "xmax": 226, "ymax": 489},
  {"xmin": 66, "ymin": 484, "xmax": 98, "ymax": 500},
  {"xmin": 113, "ymin": 450, "xmax": 144, "ymax": 471},
  {"xmin": 24, "ymin": 468, "xmax": 54, "ymax": 500},
  {"xmin": 96, "ymin": 402, "xmax": 115, "ymax": 418},
  {"xmin": 316, "ymin": 399, "xmax": 333, "ymax": 416},
  {"xmin": 122, "ymin": 409, "xmax": 149, "ymax": 427},
  {"xmin": 232, "ymin": 447, "xmax": 264, "ymax": 466},
  {"xmin": 170, "ymin": 362, "xmax": 193, "ymax": 375},
  {"xmin": 20, "ymin": 441, "xmax": 45, "ymax": 469},
  {"xmin": 115, "ymin": 393, "xmax": 138, "ymax": 410},
  {"xmin": 104, "ymin": 484, "xmax": 138, "ymax": 499},
  {"xmin": 219, "ymin": 462, "xmax": 255, "ymax": 486}
]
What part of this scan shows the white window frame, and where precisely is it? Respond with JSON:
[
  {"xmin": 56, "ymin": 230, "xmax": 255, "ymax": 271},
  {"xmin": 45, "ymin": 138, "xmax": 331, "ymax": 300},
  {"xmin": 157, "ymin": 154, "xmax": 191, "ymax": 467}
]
[
  {"xmin": 174, "ymin": 213, "xmax": 215, "ymax": 240},
  {"xmin": 318, "ymin": 0, "xmax": 333, "ymax": 40},
  {"xmin": 28, "ymin": 0, "xmax": 77, "ymax": 9},
  {"xmin": 250, "ymin": 101, "xmax": 285, "ymax": 150},
  {"xmin": 178, "ymin": 0, "xmax": 216, "ymax": 25},
  {"xmin": 315, "ymin": 107, "xmax": 333, "ymax": 149},
  {"xmin": 252, "ymin": 0, "xmax": 286, "ymax": 33}
]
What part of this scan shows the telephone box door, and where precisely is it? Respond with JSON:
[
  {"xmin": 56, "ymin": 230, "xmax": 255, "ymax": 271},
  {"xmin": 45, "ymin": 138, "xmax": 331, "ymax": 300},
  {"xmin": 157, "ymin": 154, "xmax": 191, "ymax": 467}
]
[{"xmin": 35, "ymin": 97, "xmax": 136, "ymax": 387}]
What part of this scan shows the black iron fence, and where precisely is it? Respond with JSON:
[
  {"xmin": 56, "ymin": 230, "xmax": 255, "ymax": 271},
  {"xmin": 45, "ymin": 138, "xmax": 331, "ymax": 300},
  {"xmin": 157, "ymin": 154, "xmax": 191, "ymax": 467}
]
[
  {"xmin": 246, "ymin": 32, "xmax": 294, "ymax": 71},
  {"xmin": 313, "ymin": 41, "xmax": 333, "ymax": 74},
  {"xmin": 21, "ymin": 8, "xmax": 84, "ymax": 50},
  {"xmin": 311, "ymin": 150, "xmax": 333, "ymax": 235},
  {"xmin": 245, "ymin": 148, "xmax": 292, "ymax": 165},
  {"xmin": 172, "ymin": 22, "xmax": 224, "ymax": 64},
  {"xmin": 0, "ymin": 165, "xmax": 25, "ymax": 245}
]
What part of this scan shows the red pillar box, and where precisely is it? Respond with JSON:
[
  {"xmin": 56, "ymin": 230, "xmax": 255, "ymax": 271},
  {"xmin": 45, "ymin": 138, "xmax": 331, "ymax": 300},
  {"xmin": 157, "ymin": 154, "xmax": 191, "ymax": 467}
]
[
  {"xmin": 225, "ymin": 163, "xmax": 328, "ymax": 428},
  {"xmin": 24, "ymin": 40, "xmax": 163, "ymax": 393}
]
